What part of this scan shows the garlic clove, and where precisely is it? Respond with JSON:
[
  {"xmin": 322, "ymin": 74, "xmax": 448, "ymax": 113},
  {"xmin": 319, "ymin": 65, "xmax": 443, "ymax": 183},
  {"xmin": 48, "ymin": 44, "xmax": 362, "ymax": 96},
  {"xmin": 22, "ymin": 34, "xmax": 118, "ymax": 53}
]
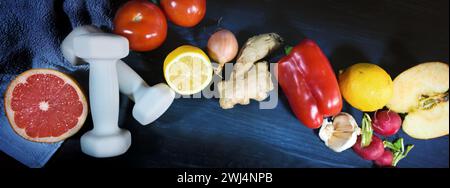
[
  {"xmin": 319, "ymin": 112, "xmax": 361, "ymax": 152},
  {"xmin": 319, "ymin": 118, "xmax": 334, "ymax": 142}
]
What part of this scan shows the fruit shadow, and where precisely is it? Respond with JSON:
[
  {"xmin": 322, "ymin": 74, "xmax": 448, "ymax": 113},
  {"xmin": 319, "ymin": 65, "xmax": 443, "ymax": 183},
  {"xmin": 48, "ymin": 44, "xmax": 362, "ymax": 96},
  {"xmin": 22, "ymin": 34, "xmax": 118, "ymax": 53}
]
[
  {"xmin": 329, "ymin": 44, "xmax": 370, "ymax": 74},
  {"xmin": 52, "ymin": 0, "xmax": 73, "ymax": 43},
  {"xmin": 0, "ymin": 49, "xmax": 33, "ymax": 76},
  {"xmin": 378, "ymin": 38, "xmax": 418, "ymax": 78},
  {"xmin": 109, "ymin": 0, "xmax": 129, "ymax": 14}
]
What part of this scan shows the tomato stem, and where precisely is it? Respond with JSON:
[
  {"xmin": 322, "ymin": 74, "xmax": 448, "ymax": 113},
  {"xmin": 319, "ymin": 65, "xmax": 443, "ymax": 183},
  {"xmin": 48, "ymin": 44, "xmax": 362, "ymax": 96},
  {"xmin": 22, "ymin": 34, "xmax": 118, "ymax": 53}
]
[
  {"xmin": 133, "ymin": 13, "xmax": 143, "ymax": 22},
  {"xmin": 150, "ymin": 0, "xmax": 159, "ymax": 5}
]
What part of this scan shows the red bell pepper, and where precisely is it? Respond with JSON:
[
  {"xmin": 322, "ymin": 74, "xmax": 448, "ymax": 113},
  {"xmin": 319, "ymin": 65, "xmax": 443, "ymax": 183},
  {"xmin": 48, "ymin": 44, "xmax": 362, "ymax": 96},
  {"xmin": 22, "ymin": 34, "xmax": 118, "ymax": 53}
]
[{"xmin": 276, "ymin": 39, "xmax": 342, "ymax": 129}]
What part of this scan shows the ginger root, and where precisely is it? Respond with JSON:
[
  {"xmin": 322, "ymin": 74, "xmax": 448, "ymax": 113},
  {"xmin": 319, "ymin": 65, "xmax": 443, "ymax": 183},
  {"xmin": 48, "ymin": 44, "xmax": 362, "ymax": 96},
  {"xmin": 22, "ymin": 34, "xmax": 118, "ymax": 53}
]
[
  {"xmin": 218, "ymin": 62, "xmax": 274, "ymax": 109},
  {"xmin": 217, "ymin": 33, "xmax": 281, "ymax": 109},
  {"xmin": 232, "ymin": 33, "xmax": 283, "ymax": 77}
]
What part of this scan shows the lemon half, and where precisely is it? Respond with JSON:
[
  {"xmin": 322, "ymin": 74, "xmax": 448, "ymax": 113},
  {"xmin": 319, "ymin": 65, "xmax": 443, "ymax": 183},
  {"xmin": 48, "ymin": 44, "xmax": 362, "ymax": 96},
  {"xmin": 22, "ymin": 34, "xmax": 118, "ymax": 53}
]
[{"xmin": 163, "ymin": 45, "xmax": 213, "ymax": 95}]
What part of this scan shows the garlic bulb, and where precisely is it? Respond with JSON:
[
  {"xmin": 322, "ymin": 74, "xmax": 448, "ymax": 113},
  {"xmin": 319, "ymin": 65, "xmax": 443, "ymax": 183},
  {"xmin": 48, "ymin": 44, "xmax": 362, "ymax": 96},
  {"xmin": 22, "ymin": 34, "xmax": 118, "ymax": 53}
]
[{"xmin": 319, "ymin": 112, "xmax": 361, "ymax": 152}]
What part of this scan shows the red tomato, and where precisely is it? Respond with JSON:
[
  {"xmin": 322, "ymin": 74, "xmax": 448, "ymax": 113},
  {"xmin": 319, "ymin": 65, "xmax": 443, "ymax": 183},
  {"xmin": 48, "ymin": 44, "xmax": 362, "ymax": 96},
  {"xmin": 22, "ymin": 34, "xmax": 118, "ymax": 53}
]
[
  {"xmin": 160, "ymin": 0, "xmax": 206, "ymax": 27},
  {"xmin": 113, "ymin": 0, "xmax": 167, "ymax": 51}
]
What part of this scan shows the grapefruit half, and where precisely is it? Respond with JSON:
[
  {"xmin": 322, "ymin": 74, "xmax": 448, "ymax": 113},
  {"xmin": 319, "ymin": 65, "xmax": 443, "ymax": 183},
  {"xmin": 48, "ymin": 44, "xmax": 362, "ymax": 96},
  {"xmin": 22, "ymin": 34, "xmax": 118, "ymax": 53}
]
[{"xmin": 4, "ymin": 69, "xmax": 88, "ymax": 143}]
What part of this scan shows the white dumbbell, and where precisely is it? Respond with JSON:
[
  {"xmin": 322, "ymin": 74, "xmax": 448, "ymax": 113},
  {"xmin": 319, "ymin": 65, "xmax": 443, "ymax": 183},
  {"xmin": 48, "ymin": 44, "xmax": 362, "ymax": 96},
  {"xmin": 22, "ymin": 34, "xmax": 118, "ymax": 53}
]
[
  {"xmin": 72, "ymin": 32, "xmax": 131, "ymax": 158},
  {"xmin": 61, "ymin": 25, "xmax": 175, "ymax": 126},
  {"xmin": 117, "ymin": 62, "xmax": 175, "ymax": 125}
]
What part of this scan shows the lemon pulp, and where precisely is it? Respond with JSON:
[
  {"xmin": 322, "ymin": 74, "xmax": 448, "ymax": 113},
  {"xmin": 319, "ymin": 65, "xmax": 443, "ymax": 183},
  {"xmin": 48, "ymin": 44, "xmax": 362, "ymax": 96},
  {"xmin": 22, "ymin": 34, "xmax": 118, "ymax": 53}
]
[{"xmin": 164, "ymin": 45, "xmax": 212, "ymax": 95}]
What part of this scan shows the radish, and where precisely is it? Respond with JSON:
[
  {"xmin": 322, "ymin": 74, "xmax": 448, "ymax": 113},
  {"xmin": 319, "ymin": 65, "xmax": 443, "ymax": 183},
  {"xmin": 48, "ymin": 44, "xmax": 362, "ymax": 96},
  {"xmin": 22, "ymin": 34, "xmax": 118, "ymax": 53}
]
[
  {"xmin": 372, "ymin": 110, "xmax": 402, "ymax": 136},
  {"xmin": 374, "ymin": 150, "xmax": 394, "ymax": 167},
  {"xmin": 353, "ymin": 135, "xmax": 384, "ymax": 160}
]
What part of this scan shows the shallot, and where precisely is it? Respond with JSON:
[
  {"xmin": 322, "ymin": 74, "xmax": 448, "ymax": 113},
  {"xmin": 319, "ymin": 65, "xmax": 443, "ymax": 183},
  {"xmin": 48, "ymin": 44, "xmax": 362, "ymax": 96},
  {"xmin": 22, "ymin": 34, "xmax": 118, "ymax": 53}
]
[{"xmin": 207, "ymin": 29, "xmax": 239, "ymax": 74}]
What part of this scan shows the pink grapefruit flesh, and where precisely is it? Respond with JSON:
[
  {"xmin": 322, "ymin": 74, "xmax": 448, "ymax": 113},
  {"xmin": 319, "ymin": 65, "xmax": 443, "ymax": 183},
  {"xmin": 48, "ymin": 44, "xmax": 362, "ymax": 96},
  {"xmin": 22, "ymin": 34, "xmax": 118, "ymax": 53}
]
[{"xmin": 4, "ymin": 69, "xmax": 88, "ymax": 143}]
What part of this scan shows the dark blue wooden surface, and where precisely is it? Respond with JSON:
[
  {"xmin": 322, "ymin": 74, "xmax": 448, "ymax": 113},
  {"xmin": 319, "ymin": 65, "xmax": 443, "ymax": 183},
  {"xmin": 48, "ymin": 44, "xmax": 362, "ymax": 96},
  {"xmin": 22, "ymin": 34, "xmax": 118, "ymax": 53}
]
[{"xmin": 2, "ymin": 0, "xmax": 449, "ymax": 168}]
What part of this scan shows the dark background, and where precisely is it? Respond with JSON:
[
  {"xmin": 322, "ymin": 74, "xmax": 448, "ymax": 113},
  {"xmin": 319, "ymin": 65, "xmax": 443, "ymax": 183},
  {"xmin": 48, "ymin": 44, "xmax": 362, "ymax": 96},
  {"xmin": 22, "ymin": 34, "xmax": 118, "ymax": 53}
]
[{"xmin": 1, "ymin": 0, "xmax": 448, "ymax": 168}]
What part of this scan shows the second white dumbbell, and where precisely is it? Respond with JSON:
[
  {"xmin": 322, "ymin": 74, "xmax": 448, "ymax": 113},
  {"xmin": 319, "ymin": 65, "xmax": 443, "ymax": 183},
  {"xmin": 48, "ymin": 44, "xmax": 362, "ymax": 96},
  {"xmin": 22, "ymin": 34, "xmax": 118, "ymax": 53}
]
[{"xmin": 117, "ymin": 61, "xmax": 175, "ymax": 125}]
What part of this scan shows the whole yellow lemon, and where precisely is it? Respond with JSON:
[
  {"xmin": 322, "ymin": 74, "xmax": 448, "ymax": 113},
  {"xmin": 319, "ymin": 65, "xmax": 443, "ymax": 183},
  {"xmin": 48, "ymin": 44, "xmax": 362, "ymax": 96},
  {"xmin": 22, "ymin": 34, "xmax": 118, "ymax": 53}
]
[{"xmin": 339, "ymin": 63, "xmax": 393, "ymax": 112}]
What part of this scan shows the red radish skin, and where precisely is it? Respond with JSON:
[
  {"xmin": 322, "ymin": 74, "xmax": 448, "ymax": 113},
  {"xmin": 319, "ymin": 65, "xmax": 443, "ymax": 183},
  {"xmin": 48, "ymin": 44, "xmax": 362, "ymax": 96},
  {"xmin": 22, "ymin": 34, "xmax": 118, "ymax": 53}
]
[
  {"xmin": 372, "ymin": 110, "xmax": 402, "ymax": 136},
  {"xmin": 374, "ymin": 150, "xmax": 394, "ymax": 167},
  {"xmin": 353, "ymin": 135, "xmax": 384, "ymax": 160}
]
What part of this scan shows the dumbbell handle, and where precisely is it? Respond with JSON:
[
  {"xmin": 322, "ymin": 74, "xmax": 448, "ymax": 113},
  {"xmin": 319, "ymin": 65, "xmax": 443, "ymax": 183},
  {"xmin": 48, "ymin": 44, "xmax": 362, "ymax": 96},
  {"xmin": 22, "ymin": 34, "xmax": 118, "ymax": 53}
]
[
  {"xmin": 117, "ymin": 60, "xmax": 147, "ymax": 102},
  {"xmin": 88, "ymin": 60, "xmax": 120, "ymax": 135}
]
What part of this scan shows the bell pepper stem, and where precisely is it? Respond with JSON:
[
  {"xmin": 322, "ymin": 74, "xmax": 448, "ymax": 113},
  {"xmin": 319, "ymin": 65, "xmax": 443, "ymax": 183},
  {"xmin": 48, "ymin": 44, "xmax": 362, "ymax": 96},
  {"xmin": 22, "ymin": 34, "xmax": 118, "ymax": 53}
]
[{"xmin": 285, "ymin": 46, "xmax": 293, "ymax": 55}]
